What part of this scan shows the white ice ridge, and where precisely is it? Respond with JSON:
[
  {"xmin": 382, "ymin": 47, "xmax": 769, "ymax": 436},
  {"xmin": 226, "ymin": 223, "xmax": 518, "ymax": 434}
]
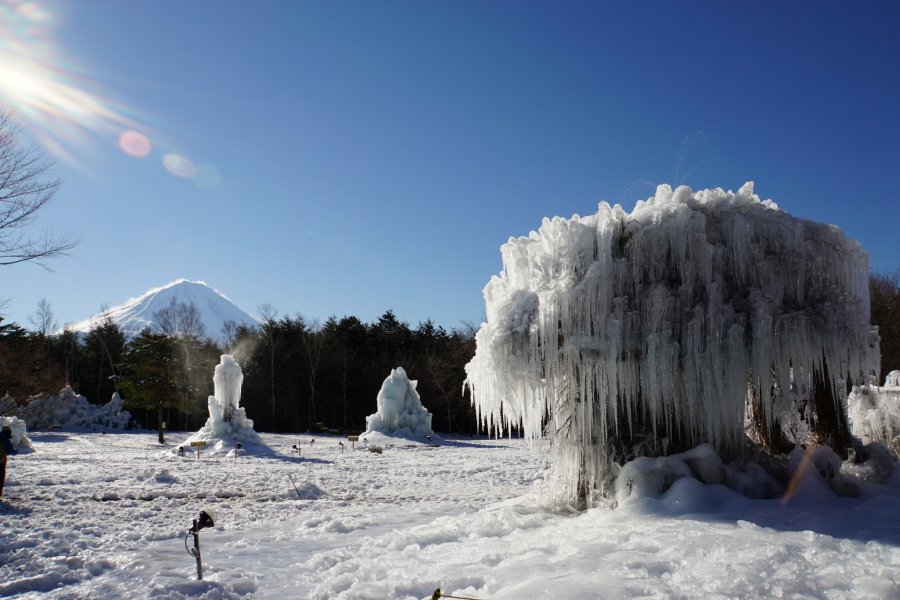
[
  {"xmin": 362, "ymin": 367, "xmax": 434, "ymax": 439},
  {"xmin": 465, "ymin": 183, "xmax": 877, "ymax": 506}
]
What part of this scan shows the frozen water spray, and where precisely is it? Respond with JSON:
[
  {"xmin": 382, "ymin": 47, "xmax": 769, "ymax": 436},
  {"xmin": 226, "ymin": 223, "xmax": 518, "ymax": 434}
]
[{"xmin": 465, "ymin": 183, "xmax": 878, "ymax": 507}]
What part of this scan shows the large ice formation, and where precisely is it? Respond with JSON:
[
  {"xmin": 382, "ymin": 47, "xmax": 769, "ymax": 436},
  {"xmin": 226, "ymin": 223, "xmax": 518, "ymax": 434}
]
[
  {"xmin": 186, "ymin": 354, "xmax": 263, "ymax": 453},
  {"xmin": 362, "ymin": 367, "xmax": 434, "ymax": 440},
  {"xmin": 2, "ymin": 387, "xmax": 131, "ymax": 432},
  {"xmin": 465, "ymin": 183, "xmax": 877, "ymax": 506},
  {"xmin": 848, "ymin": 370, "xmax": 900, "ymax": 454}
]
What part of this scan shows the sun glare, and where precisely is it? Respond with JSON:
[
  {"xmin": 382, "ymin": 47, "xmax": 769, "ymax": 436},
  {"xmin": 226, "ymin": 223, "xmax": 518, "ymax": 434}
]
[{"xmin": 0, "ymin": 0, "xmax": 218, "ymax": 187}]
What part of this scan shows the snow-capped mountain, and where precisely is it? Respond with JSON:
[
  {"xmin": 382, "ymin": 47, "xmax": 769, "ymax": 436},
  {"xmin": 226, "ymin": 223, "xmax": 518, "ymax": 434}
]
[{"xmin": 67, "ymin": 279, "xmax": 259, "ymax": 342}]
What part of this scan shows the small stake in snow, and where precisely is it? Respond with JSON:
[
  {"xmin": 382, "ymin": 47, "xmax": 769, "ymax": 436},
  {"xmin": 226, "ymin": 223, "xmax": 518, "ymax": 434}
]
[
  {"xmin": 178, "ymin": 446, "xmax": 185, "ymax": 457},
  {"xmin": 338, "ymin": 441, "xmax": 344, "ymax": 453},
  {"xmin": 288, "ymin": 473, "xmax": 302, "ymax": 498},
  {"xmin": 184, "ymin": 510, "xmax": 215, "ymax": 580},
  {"xmin": 432, "ymin": 589, "xmax": 482, "ymax": 600}
]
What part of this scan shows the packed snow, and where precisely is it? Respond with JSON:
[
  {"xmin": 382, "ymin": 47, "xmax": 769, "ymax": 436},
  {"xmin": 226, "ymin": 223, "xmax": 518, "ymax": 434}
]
[
  {"xmin": 466, "ymin": 183, "xmax": 876, "ymax": 505},
  {"xmin": 361, "ymin": 367, "xmax": 435, "ymax": 442},
  {"xmin": 0, "ymin": 430, "xmax": 897, "ymax": 599}
]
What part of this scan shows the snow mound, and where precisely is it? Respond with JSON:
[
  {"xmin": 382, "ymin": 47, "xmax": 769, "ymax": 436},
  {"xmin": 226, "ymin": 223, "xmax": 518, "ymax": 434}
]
[
  {"xmin": 848, "ymin": 370, "xmax": 900, "ymax": 454},
  {"xmin": 7, "ymin": 387, "xmax": 131, "ymax": 432},
  {"xmin": 361, "ymin": 367, "xmax": 434, "ymax": 441},
  {"xmin": 0, "ymin": 416, "xmax": 32, "ymax": 450},
  {"xmin": 615, "ymin": 443, "xmax": 899, "ymax": 509},
  {"xmin": 465, "ymin": 183, "xmax": 875, "ymax": 506}
]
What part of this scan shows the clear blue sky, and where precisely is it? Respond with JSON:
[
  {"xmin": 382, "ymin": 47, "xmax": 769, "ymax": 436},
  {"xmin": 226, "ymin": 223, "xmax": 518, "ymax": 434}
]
[{"xmin": 2, "ymin": 0, "xmax": 899, "ymax": 331}]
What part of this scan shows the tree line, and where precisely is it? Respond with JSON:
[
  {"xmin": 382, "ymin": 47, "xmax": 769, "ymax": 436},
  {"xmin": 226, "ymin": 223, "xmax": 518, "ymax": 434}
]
[
  {"xmin": 3, "ymin": 270, "xmax": 900, "ymax": 437},
  {"xmin": 0, "ymin": 299, "xmax": 478, "ymax": 437}
]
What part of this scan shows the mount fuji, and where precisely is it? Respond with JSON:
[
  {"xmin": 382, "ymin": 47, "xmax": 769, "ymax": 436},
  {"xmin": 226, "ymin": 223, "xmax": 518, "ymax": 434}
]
[{"xmin": 68, "ymin": 279, "xmax": 259, "ymax": 342}]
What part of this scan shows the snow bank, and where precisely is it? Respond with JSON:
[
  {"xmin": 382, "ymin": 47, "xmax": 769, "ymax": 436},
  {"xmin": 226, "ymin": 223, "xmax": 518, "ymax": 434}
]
[
  {"xmin": 466, "ymin": 183, "xmax": 876, "ymax": 506},
  {"xmin": 848, "ymin": 370, "xmax": 900, "ymax": 454},
  {"xmin": 184, "ymin": 355, "xmax": 265, "ymax": 456},
  {"xmin": 6, "ymin": 387, "xmax": 131, "ymax": 432},
  {"xmin": 361, "ymin": 367, "xmax": 435, "ymax": 441}
]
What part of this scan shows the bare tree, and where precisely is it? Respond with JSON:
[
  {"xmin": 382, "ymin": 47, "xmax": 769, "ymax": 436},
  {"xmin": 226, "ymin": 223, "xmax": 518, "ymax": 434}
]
[
  {"xmin": 301, "ymin": 319, "xmax": 323, "ymax": 431},
  {"xmin": 258, "ymin": 303, "xmax": 279, "ymax": 429},
  {"xmin": 220, "ymin": 319, "xmax": 238, "ymax": 350},
  {"xmin": 0, "ymin": 111, "xmax": 76, "ymax": 267},
  {"xmin": 28, "ymin": 297, "xmax": 57, "ymax": 337},
  {"xmin": 153, "ymin": 298, "xmax": 206, "ymax": 341}
]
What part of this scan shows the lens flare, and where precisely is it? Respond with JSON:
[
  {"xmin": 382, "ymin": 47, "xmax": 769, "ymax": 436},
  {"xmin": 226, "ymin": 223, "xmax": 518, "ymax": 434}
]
[
  {"xmin": 192, "ymin": 163, "xmax": 221, "ymax": 190},
  {"xmin": 0, "ymin": 1, "xmax": 223, "ymax": 189},
  {"xmin": 118, "ymin": 130, "xmax": 151, "ymax": 158},
  {"xmin": 0, "ymin": 1, "xmax": 146, "ymax": 165},
  {"xmin": 163, "ymin": 153, "xmax": 197, "ymax": 178}
]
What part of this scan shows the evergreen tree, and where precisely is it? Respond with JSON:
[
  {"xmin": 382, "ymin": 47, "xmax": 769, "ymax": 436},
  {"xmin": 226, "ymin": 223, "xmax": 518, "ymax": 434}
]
[
  {"xmin": 79, "ymin": 316, "xmax": 126, "ymax": 404},
  {"xmin": 871, "ymin": 269, "xmax": 900, "ymax": 381},
  {"xmin": 119, "ymin": 328, "xmax": 181, "ymax": 444}
]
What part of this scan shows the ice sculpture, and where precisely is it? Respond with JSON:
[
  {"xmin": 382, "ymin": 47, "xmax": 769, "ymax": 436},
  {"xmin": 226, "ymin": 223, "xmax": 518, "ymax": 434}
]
[
  {"xmin": 465, "ymin": 183, "xmax": 877, "ymax": 506},
  {"xmin": 362, "ymin": 367, "xmax": 434, "ymax": 439},
  {"xmin": 186, "ymin": 354, "xmax": 263, "ymax": 452}
]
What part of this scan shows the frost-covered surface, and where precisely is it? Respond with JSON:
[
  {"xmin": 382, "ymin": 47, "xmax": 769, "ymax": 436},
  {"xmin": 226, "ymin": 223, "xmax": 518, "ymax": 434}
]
[
  {"xmin": 184, "ymin": 355, "xmax": 265, "ymax": 456},
  {"xmin": 848, "ymin": 370, "xmax": 900, "ymax": 454},
  {"xmin": 5, "ymin": 387, "xmax": 131, "ymax": 432},
  {"xmin": 466, "ymin": 183, "xmax": 875, "ymax": 505},
  {"xmin": 0, "ymin": 416, "xmax": 32, "ymax": 450},
  {"xmin": 1, "ymin": 432, "xmax": 898, "ymax": 599},
  {"xmin": 362, "ymin": 367, "xmax": 434, "ymax": 440},
  {"xmin": 66, "ymin": 279, "xmax": 258, "ymax": 342}
]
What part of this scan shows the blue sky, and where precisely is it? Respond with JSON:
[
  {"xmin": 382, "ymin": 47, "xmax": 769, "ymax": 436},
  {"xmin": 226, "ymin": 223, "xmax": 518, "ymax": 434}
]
[{"xmin": 2, "ymin": 0, "xmax": 898, "ymax": 331}]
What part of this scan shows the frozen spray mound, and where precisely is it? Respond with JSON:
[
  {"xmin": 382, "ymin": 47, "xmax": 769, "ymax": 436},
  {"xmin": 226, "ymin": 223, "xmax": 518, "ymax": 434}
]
[
  {"xmin": 362, "ymin": 367, "xmax": 434, "ymax": 441},
  {"xmin": 848, "ymin": 370, "xmax": 900, "ymax": 455},
  {"xmin": 185, "ymin": 354, "xmax": 265, "ymax": 455},
  {"xmin": 4, "ymin": 387, "xmax": 131, "ymax": 432},
  {"xmin": 465, "ymin": 183, "xmax": 877, "ymax": 507}
]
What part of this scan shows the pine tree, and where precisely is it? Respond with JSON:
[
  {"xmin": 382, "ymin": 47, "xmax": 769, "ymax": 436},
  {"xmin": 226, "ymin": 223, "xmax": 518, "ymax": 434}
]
[{"xmin": 119, "ymin": 328, "xmax": 181, "ymax": 444}]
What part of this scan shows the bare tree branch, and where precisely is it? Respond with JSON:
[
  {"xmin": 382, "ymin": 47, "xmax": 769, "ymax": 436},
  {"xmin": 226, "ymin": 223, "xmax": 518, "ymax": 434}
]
[{"xmin": 0, "ymin": 110, "xmax": 76, "ymax": 268}]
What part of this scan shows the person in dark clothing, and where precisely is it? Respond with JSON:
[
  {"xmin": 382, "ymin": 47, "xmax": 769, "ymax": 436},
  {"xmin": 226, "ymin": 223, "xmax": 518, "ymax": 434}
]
[{"xmin": 0, "ymin": 426, "xmax": 14, "ymax": 499}]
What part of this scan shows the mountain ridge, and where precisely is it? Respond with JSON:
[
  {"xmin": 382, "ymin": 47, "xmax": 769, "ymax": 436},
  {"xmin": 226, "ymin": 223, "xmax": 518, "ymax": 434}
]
[{"xmin": 67, "ymin": 279, "xmax": 259, "ymax": 342}]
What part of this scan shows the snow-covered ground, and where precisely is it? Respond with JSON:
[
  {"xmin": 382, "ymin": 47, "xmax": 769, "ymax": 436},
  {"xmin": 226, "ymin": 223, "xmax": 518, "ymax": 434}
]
[{"xmin": 1, "ymin": 431, "xmax": 898, "ymax": 599}]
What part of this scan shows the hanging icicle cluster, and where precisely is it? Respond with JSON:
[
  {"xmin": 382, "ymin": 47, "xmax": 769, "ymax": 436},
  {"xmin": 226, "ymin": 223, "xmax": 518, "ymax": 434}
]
[{"xmin": 465, "ymin": 183, "xmax": 878, "ymax": 507}]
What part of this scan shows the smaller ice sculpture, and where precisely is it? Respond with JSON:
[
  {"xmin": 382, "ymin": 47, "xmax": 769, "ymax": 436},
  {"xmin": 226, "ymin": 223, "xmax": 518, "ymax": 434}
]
[
  {"xmin": 208, "ymin": 354, "xmax": 246, "ymax": 434},
  {"xmin": 848, "ymin": 370, "xmax": 900, "ymax": 453},
  {"xmin": 362, "ymin": 367, "xmax": 434, "ymax": 440},
  {"xmin": 185, "ymin": 354, "xmax": 263, "ymax": 454}
]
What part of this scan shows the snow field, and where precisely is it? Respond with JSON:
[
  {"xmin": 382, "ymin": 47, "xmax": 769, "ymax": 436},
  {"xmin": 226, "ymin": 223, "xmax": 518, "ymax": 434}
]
[{"xmin": 1, "ymin": 432, "xmax": 898, "ymax": 599}]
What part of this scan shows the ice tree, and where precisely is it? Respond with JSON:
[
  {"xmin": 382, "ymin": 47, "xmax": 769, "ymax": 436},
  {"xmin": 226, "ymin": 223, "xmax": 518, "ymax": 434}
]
[{"xmin": 465, "ymin": 183, "xmax": 878, "ymax": 506}]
